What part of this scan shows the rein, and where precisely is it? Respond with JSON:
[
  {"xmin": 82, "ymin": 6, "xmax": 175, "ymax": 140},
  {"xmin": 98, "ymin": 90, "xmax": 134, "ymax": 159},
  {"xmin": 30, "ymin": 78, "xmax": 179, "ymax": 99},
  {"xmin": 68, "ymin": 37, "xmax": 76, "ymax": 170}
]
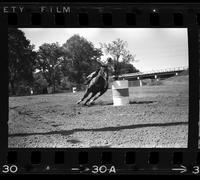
[{"xmin": 98, "ymin": 67, "xmax": 108, "ymax": 81}]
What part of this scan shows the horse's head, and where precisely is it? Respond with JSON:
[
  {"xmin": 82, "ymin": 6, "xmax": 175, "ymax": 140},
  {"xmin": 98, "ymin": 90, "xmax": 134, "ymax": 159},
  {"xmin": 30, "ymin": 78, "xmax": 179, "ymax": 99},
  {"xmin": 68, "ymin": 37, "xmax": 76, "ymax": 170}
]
[
  {"xmin": 106, "ymin": 57, "xmax": 115, "ymax": 74},
  {"xmin": 99, "ymin": 65, "xmax": 109, "ymax": 80}
]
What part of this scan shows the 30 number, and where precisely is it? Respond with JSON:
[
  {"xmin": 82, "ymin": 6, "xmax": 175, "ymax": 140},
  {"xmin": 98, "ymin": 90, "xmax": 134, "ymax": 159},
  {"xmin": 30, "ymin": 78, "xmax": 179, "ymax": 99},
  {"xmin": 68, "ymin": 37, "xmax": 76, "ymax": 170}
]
[{"xmin": 2, "ymin": 165, "xmax": 18, "ymax": 173}]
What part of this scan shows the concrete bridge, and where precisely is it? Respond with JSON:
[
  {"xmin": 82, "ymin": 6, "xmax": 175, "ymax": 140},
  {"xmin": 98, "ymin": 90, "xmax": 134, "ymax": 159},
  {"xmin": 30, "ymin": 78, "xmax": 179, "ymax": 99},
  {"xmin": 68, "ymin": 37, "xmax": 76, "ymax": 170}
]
[{"xmin": 118, "ymin": 66, "xmax": 188, "ymax": 87}]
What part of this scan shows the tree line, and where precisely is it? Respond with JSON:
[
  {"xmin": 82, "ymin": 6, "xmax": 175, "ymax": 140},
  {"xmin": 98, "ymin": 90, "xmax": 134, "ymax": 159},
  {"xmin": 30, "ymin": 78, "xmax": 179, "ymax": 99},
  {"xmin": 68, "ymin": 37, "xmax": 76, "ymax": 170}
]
[{"xmin": 8, "ymin": 29, "xmax": 139, "ymax": 96}]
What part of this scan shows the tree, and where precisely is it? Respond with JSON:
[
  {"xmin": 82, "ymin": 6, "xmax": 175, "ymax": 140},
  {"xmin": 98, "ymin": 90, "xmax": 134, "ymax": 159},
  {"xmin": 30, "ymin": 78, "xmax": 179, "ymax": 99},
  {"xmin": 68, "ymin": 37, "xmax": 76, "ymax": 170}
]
[
  {"xmin": 62, "ymin": 34, "xmax": 102, "ymax": 86},
  {"xmin": 118, "ymin": 62, "xmax": 139, "ymax": 74},
  {"xmin": 36, "ymin": 43, "xmax": 64, "ymax": 93},
  {"xmin": 101, "ymin": 38, "xmax": 137, "ymax": 79},
  {"xmin": 8, "ymin": 28, "xmax": 37, "ymax": 95},
  {"xmin": 33, "ymin": 72, "xmax": 48, "ymax": 94}
]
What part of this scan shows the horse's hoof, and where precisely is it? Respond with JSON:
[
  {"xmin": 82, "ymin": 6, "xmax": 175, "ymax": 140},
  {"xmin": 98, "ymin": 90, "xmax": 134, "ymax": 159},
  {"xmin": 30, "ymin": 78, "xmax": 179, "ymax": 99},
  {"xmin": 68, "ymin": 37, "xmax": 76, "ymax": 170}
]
[
  {"xmin": 76, "ymin": 100, "xmax": 81, "ymax": 104},
  {"xmin": 89, "ymin": 102, "xmax": 95, "ymax": 105}
]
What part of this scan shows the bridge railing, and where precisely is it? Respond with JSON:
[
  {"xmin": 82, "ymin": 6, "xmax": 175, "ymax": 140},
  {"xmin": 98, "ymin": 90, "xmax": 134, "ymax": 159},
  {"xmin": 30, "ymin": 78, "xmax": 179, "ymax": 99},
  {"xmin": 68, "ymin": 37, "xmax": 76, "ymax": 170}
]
[{"xmin": 120, "ymin": 66, "xmax": 188, "ymax": 78}]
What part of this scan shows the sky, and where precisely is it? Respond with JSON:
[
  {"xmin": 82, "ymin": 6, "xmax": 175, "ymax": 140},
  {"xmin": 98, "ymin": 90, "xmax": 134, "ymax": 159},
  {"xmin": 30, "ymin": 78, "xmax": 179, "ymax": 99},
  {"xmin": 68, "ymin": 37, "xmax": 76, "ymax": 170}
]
[{"xmin": 19, "ymin": 28, "xmax": 188, "ymax": 72}]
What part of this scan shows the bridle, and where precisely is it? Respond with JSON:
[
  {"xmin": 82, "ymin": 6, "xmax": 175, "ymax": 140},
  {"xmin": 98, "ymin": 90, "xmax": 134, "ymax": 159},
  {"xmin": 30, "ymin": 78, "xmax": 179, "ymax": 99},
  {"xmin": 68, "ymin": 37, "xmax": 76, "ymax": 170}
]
[{"xmin": 98, "ymin": 66, "xmax": 109, "ymax": 81}]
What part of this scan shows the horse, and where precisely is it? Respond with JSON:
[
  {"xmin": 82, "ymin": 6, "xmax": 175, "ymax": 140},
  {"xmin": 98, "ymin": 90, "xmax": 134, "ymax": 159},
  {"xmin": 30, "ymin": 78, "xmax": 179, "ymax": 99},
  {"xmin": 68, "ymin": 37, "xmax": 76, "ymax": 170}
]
[{"xmin": 76, "ymin": 65, "xmax": 109, "ymax": 106}]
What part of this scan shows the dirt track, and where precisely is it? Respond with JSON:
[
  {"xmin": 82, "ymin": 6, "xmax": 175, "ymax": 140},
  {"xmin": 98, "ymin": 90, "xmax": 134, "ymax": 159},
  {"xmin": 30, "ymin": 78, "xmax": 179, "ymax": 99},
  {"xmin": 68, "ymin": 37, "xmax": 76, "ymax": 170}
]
[{"xmin": 8, "ymin": 79, "xmax": 188, "ymax": 148}]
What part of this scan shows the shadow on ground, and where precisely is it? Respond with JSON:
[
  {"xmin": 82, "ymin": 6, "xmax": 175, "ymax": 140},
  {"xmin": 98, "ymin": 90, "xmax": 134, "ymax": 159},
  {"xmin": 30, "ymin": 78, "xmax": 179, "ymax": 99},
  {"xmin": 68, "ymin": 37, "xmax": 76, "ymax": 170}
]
[
  {"xmin": 87, "ymin": 100, "xmax": 156, "ymax": 106},
  {"xmin": 90, "ymin": 145, "xmax": 111, "ymax": 148},
  {"xmin": 67, "ymin": 139, "xmax": 82, "ymax": 144},
  {"xmin": 9, "ymin": 121, "xmax": 188, "ymax": 138}
]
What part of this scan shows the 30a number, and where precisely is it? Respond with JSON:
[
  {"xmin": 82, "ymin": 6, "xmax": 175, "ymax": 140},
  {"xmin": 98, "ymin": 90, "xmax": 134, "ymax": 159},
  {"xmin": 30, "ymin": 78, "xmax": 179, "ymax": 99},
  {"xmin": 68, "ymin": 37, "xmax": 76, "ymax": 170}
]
[
  {"xmin": 2, "ymin": 165, "xmax": 18, "ymax": 173},
  {"xmin": 91, "ymin": 165, "xmax": 116, "ymax": 174}
]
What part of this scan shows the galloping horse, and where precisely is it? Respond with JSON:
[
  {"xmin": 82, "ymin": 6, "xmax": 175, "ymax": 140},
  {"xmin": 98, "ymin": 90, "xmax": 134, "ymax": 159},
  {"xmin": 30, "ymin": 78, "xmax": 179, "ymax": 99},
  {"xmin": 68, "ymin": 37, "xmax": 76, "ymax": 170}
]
[{"xmin": 76, "ymin": 65, "xmax": 109, "ymax": 106}]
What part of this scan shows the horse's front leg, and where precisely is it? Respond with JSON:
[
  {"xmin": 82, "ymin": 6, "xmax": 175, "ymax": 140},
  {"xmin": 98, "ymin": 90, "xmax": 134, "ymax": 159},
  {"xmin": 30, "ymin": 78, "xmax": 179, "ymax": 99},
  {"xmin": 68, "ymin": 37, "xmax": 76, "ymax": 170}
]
[
  {"xmin": 88, "ymin": 89, "xmax": 107, "ymax": 105},
  {"xmin": 76, "ymin": 89, "xmax": 90, "ymax": 104},
  {"xmin": 84, "ymin": 92, "xmax": 97, "ymax": 106}
]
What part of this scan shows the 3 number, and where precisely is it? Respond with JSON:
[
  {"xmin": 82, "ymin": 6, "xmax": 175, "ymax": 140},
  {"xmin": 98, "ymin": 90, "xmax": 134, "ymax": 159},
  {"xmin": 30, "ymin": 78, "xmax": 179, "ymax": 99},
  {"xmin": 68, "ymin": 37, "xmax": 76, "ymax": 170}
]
[{"xmin": 192, "ymin": 166, "xmax": 200, "ymax": 174}]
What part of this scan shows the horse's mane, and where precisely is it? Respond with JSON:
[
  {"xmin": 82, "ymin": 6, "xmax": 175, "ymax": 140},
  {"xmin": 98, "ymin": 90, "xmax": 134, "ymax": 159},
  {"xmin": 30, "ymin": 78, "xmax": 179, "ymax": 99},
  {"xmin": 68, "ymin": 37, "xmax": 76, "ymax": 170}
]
[{"xmin": 98, "ymin": 66, "xmax": 109, "ymax": 81}]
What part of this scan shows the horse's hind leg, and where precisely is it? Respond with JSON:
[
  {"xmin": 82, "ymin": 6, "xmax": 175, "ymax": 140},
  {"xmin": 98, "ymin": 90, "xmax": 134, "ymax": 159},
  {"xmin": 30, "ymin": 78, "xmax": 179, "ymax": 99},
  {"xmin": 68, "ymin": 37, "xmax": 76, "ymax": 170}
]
[{"xmin": 76, "ymin": 90, "xmax": 90, "ymax": 104}]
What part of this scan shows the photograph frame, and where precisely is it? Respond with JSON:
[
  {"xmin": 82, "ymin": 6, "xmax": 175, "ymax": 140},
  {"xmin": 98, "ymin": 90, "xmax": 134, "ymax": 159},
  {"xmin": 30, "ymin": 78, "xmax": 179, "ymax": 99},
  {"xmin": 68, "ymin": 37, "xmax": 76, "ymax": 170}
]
[{"xmin": 0, "ymin": 2, "xmax": 200, "ymax": 175}]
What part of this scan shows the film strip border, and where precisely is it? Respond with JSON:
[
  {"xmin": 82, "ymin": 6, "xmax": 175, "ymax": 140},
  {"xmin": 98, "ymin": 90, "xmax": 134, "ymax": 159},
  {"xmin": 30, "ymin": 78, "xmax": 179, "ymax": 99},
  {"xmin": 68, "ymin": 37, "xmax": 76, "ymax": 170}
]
[
  {"xmin": 1, "ymin": 3, "xmax": 200, "ymax": 27},
  {"xmin": 2, "ymin": 149, "xmax": 200, "ymax": 174},
  {"xmin": 0, "ymin": 2, "xmax": 200, "ymax": 175}
]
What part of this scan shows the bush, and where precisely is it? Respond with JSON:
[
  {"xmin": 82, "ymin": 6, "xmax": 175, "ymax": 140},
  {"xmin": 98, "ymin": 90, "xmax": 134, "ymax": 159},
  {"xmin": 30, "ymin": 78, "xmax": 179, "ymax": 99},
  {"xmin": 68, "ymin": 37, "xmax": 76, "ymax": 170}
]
[
  {"xmin": 15, "ymin": 82, "xmax": 32, "ymax": 96},
  {"xmin": 33, "ymin": 73, "xmax": 48, "ymax": 94},
  {"xmin": 60, "ymin": 77, "xmax": 86, "ymax": 92}
]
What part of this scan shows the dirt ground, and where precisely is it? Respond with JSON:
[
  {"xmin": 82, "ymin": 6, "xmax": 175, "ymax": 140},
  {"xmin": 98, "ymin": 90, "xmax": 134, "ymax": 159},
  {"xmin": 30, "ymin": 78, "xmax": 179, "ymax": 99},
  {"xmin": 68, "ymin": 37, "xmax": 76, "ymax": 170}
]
[{"xmin": 8, "ymin": 78, "xmax": 189, "ymax": 148}]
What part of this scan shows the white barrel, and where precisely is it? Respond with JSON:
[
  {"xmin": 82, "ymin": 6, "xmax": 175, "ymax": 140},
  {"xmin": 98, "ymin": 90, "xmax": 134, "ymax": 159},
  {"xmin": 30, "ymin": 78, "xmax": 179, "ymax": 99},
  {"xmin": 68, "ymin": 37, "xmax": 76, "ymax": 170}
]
[
  {"xmin": 72, "ymin": 87, "xmax": 77, "ymax": 93},
  {"xmin": 112, "ymin": 80, "xmax": 129, "ymax": 106}
]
